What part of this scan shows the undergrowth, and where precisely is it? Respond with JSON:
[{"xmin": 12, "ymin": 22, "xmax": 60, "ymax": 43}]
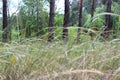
[{"xmin": 0, "ymin": 36, "xmax": 120, "ymax": 80}]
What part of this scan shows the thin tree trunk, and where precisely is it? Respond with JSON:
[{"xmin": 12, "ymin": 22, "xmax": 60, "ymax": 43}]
[
  {"xmin": 2, "ymin": 0, "xmax": 8, "ymax": 42},
  {"xmin": 63, "ymin": 0, "xmax": 70, "ymax": 41},
  {"xmin": 91, "ymin": 0, "xmax": 95, "ymax": 21},
  {"xmin": 48, "ymin": 0, "xmax": 55, "ymax": 42},
  {"xmin": 77, "ymin": 0, "xmax": 83, "ymax": 42},
  {"xmin": 103, "ymin": 0, "xmax": 112, "ymax": 39},
  {"xmin": 89, "ymin": 0, "xmax": 95, "ymax": 40},
  {"xmin": 36, "ymin": 0, "xmax": 39, "ymax": 37}
]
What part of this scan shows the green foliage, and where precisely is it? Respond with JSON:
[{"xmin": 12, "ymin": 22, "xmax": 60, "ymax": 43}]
[
  {"xmin": 69, "ymin": 1, "xmax": 120, "ymax": 39},
  {"xmin": 84, "ymin": 2, "xmax": 120, "ymax": 31},
  {"xmin": 54, "ymin": 27, "xmax": 62, "ymax": 40},
  {"xmin": 1, "ymin": 0, "xmax": 120, "ymax": 42},
  {"xmin": 11, "ymin": 27, "xmax": 19, "ymax": 41},
  {"xmin": 70, "ymin": 6, "xmax": 88, "ymax": 26},
  {"xmin": 53, "ymin": 27, "xmax": 92, "ymax": 42},
  {"xmin": 111, "ymin": 2, "xmax": 120, "ymax": 30},
  {"xmin": 54, "ymin": 13, "xmax": 63, "ymax": 26},
  {"xmin": 83, "ymin": 0, "xmax": 91, "ymax": 13},
  {"xmin": 16, "ymin": 0, "xmax": 49, "ymax": 38}
]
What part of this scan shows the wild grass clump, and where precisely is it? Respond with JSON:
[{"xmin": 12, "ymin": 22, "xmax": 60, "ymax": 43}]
[{"xmin": 0, "ymin": 36, "xmax": 120, "ymax": 80}]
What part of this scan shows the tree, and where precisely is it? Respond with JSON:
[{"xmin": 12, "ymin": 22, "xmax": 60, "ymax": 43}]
[
  {"xmin": 77, "ymin": 0, "xmax": 83, "ymax": 42},
  {"xmin": 2, "ymin": 0, "xmax": 8, "ymax": 42},
  {"xmin": 91, "ymin": 0, "xmax": 95, "ymax": 21},
  {"xmin": 63, "ymin": 0, "xmax": 70, "ymax": 41},
  {"xmin": 48, "ymin": 0, "xmax": 55, "ymax": 42},
  {"xmin": 103, "ymin": 0, "xmax": 112, "ymax": 39},
  {"xmin": 18, "ymin": 0, "xmax": 48, "ymax": 39}
]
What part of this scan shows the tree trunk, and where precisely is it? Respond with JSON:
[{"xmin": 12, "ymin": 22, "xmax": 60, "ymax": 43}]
[
  {"xmin": 2, "ymin": 0, "xmax": 8, "ymax": 42},
  {"xmin": 48, "ymin": 0, "xmax": 55, "ymax": 42},
  {"xmin": 91, "ymin": 0, "xmax": 95, "ymax": 21},
  {"xmin": 103, "ymin": 0, "xmax": 112, "ymax": 39},
  {"xmin": 77, "ymin": 0, "xmax": 83, "ymax": 42},
  {"xmin": 36, "ymin": 0, "xmax": 39, "ymax": 37},
  {"xmin": 63, "ymin": 0, "xmax": 70, "ymax": 41}
]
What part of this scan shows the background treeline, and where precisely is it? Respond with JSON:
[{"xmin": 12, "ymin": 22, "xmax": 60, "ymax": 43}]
[{"xmin": 0, "ymin": 0, "xmax": 120, "ymax": 42}]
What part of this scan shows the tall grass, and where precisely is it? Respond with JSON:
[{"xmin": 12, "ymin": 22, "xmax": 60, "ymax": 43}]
[{"xmin": 0, "ymin": 35, "xmax": 120, "ymax": 80}]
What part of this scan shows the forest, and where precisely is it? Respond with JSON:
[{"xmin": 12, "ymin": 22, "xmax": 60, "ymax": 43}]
[{"xmin": 0, "ymin": 0, "xmax": 120, "ymax": 80}]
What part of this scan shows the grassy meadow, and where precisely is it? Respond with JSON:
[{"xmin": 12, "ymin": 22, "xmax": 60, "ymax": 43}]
[{"xmin": 0, "ymin": 27, "xmax": 120, "ymax": 80}]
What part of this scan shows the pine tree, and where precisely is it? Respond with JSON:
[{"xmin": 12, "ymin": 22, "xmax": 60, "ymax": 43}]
[
  {"xmin": 77, "ymin": 0, "xmax": 83, "ymax": 42},
  {"xmin": 63, "ymin": 0, "xmax": 70, "ymax": 41},
  {"xmin": 91, "ymin": 0, "xmax": 95, "ymax": 21},
  {"xmin": 103, "ymin": 0, "xmax": 112, "ymax": 39},
  {"xmin": 48, "ymin": 0, "xmax": 55, "ymax": 42},
  {"xmin": 2, "ymin": 0, "xmax": 8, "ymax": 42}
]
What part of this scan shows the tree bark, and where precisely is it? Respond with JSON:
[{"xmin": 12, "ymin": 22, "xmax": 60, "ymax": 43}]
[
  {"xmin": 2, "ymin": 0, "xmax": 8, "ymax": 42},
  {"xmin": 48, "ymin": 0, "xmax": 55, "ymax": 42},
  {"xmin": 77, "ymin": 0, "xmax": 83, "ymax": 42},
  {"xmin": 63, "ymin": 0, "xmax": 70, "ymax": 41},
  {"xmin": 91, "ymin": 0, "xmax": 95, "ymax": 21},
  {"xmin": 103, "ymin": 0, "xmax": 112, "ymax": 39}
]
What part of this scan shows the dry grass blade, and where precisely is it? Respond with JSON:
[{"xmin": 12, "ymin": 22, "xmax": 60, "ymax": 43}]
[{"xmin": 39, "ymin": 69, "xmax": 105, "ymax": 79}]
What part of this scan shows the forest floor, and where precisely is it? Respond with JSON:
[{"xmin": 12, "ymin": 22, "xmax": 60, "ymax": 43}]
[{"xmin": 0, "ymin": 38, "xmax": 120, "ymax": 80}]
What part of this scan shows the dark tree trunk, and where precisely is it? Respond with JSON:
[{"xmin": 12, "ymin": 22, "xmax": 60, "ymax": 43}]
[
  {"xmin": 2, "ymin": 0, "xmax": 8, "ymax": 42},
  {"xmin": 48, "ymin": 0, "xmax": 55, "ymax": 42},
  {"xmin": 89, "ymin": 0, "xmax": 95, "ymax": 40},
  {"xmin": 77, "ymin": 0, "xmax": 83, "ymax": 42},
  {"xmin": 63, "ymin": 0, "xmax": 70, "ymax": 41},
  {"xmin": 103, "ymin": 0, "xmax": 112, "ymax": 39},
  {"xmin": 91, "ymin": 0, "xmax": 95, "ymax": 21},
  {"xmin": 106, "ymin": 0, "xmax": 112, "ymax": 29}
]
